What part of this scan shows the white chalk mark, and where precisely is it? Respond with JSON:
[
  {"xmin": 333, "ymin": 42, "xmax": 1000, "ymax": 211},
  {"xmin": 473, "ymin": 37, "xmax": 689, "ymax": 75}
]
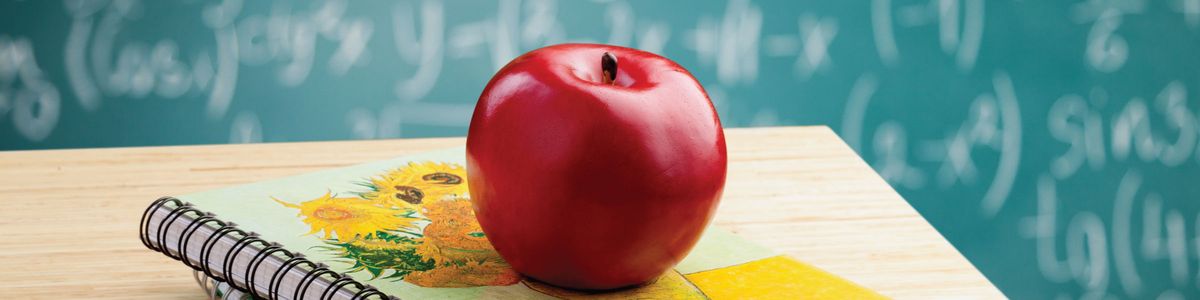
[
  {"xmin": 1051, "ymin": 94, "xmax": 1104, "ymax": 177},
  {"xmin": 684, "ymin": 16, "xmax": 717, "ymax": 69},
  {"xmin": 328, "ymin": 19, "xmax": 374, "ymax": 76},
  {"xmin": 150, "ymin": 41, "xmax": 191, "ymax": 98},
  {"xmin": 1155, "ymin": 81, "xmax": 1197, "ymax": 166},
  {"xmin": 718, "ymin": 0, "xmax": 761, "ymax": 85},
  {"xmin": 392, "ymin": 0, "xmax": 444, "ymax": 102},
  {"xmin": 1048, "ymin": 95, "xmax": 1089, "ymax": 178},
  {"xmin": 1159, "ymin": 290, "xmax": 1186, "ymax": 300},
  {"xmin": 2, "ymin": 37, "xmax": 61, "ymax": 142},
  {"xmin": 1194, "ymin": 212, "xmax": 1200, "ymax": 288},
  {"xmin": 311, "ymin": 0, "xmax": 347, "ymax": 38},
  {"xmin": 762, "ymin": 35, "xmax": 799, "ymax": 57},
  {"xmin": 684, "ymin": 0, "xmax": 761, "ymax": 85},
  {"xmin": 192, "ymin": 53, "xmax": 214, "ymax": 91},
  {"xmin": 794, "ymin": 14, "xmax": 837, "ymax": 81},
  {"xmin": 1165, "ymin": 209, "xmax": 1189, "ymax": 286},
  {"xmin": 64, "ymin": 14, "xmax": 100, "ymax": 111},
  {"xmin": 235, "ymin": 15, "xmax": 273, "ymax": 66},
  {"xmin": 490, "ymin": 0, "xmax": 519, "ymax": 71},
  {"xmin": 447, "ymin": 22, "xmax": 488, "ymax": 58},
  {"xmin": 936, "ymin": 0, "xmax": 955, "ymax": 52},
  {"xmin": 939, "ymin": 126, "xmax": 980, "ymax": 186},
  {"xmin": 12, "ymin": 85, "xmax": 61, "ymax": 142},
  {"xmin": 981, "ymin": 72, "xmax": 1021, "ymax": 217},
  {"xmin": 522, "ymin": 0, "xmax": 565, "ymax": 48},
  {"xmin": 956, "ymin": 0, "xmax": 984, "ymax": 72},
  {"xmin": 90, "ymin": 3, "xmax": 125, "ymax": 95},
  {"xmin": 841, "ymin": 73, "xmax": 878, "ymax": 152},
  {"xmin": 202, "ymin": 0, "xmax": 242, "ymax": 29},
  {"xmin": 1029, "ymin": 175, "xmax": 1073, "ymax": 283},
  {"xmin": 1084, "ymin": 109, "xmax": 1107, "ymax": 171},
  {"xmin": 1112, "ymin": 98, "xmax": 1160, "ymax": 162},
  {"xmin": 276, "ymin": 22, "xmax": 315, "ymax": 87},
  {"xmin": 1113, "ymin": 171, "xmax": 1142, "ymax": 295},
  {"xmin": 12, "ymin": 85, "xmax": 60, "ymax": 142},
  {"xmin": 377, "ymin": 105, "xmax": 404, "ymax": 138},
  {"xmin": 206, "ymin": 27, "xmax": 239, "ymax": 120},
  {"xmin": 229, "ymin": 111, "xmax": 262, "ymax": 143},
  {"xmin": 203, "ymin": 0, "xmax": 242, "ymax": 120},
  {"xmin": 938, "ymin": 0, "xmax": 960, "ymax": 53},
  {"xmin": 917, "ymin": 91, "xmax": 1009, "ymax": 190},
  {"xmin": 872, "ymin": 0, "xmax": 900, "ymax": 66},
  {"xmin": 1066, "ymin": 211, "xmax": 1109, "ymax": 292},
  {"xmin": 347, "ymin": 108, "xmax": 377, "ymax": 139},
  {"xmin": 1143, "ymin": 193, "xmax": 1165, "ymax": 259},
  {"xmin": 966, "ymin": 91, "xmax": 1000, "ymax": 147},
  {"xmin": 1180, "ymin": 0, "xmax": 1200, "ymax": 27},
  {"xmin": 881, "ymin": 0, "xmax": 980, "ymax": 71},
  {"xmin": 872, "ymin": 122, "xmax": 927, "ymax": 189},
  {"xmin": 120, "ymin": 44, "xmax": 155, "ymax": 98},
  {"xmin": 1086, "ymin": 10, "xmax": 1128, "ymax": 73},
  {"xmin": 63, "ymin": 0, "xmax": 106, "ymax": 18}
]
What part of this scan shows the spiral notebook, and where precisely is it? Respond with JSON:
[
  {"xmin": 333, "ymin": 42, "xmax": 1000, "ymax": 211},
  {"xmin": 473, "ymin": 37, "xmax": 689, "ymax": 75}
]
[{"xmin": 139, "ymin": 147, "xmax": 884, "ymax": 299}]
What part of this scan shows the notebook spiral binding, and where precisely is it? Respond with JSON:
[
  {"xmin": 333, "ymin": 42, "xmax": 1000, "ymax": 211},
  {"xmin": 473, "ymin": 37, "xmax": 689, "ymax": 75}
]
[{"xmin": 140, "ymin": 197, "xmax": 394, "ymax": 300}]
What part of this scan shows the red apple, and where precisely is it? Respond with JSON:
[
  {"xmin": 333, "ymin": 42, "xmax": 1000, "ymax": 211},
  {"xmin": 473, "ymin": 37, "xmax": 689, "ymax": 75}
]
[{"xmin": 466, "ymin": 43, "xmax": 727, "ymax": 290}]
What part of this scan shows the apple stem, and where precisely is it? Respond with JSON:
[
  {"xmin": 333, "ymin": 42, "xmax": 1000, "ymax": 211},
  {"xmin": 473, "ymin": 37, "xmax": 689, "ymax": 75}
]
[{"xmin": 602, "ymin": 52, "xmax": 618, "ymax": 85}]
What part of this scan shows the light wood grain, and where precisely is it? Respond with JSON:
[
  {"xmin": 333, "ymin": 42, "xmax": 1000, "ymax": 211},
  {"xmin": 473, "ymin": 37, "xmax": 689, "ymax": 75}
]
[{"xmin": 0, "ymin": 126, "xmax": 1003, "ymax": 299}]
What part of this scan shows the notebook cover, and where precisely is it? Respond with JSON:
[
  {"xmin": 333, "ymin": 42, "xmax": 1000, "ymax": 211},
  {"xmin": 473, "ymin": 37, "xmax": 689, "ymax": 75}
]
[{"xmin": 177, "ymin": 147, "xmax": 884, "ymax": 299}]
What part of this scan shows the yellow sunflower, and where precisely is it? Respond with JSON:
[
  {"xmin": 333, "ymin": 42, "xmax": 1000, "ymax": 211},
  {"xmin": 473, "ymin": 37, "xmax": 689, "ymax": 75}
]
[
  {"xmin": 365, "ymin": 161, "xmax": 470, "ymax": 209},
  {"xmin": 275, "ymin": 192, "xmax": 419, "ymax": 242}
]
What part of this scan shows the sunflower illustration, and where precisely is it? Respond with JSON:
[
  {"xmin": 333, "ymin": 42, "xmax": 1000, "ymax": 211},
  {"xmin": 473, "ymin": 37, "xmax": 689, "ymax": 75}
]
[
  {"xmin": 277, "ymin": 161, "xmax": 519, "ymax": 288},
  {"xmin": 274, "ymin": 192, "xmax": 421, "ymax": 242},
  {"xmin": 363, "ymin": 162, "xmax": 469, "ymax": 209}
]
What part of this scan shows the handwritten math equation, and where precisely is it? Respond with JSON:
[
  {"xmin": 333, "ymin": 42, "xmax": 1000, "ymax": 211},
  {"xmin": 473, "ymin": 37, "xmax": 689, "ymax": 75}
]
[{"xmin": 843, "ymin": 0, "xmax": 1200, "ymax": 298}]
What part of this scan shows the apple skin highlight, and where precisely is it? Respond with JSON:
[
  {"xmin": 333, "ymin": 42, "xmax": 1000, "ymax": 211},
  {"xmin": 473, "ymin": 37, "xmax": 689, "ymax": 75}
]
[{"xmin": 466, "ymin": 43, "xmax": 728, "ymax": 290}]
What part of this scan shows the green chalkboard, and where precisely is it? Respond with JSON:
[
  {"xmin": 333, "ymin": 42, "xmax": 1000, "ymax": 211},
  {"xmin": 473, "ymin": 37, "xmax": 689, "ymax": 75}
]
[{"xmin": 2, "ymin": 0, "xmax": 1199, "ymax": 298}]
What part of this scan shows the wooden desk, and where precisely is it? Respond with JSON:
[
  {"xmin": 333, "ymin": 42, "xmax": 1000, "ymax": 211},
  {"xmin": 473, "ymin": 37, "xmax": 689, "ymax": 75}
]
[{"xmin": 0, "ymin": 126, "xmax": 1002, "ymax": 299}]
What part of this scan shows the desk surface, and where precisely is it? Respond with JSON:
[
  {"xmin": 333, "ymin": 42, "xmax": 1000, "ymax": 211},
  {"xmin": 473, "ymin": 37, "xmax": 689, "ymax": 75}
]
[{"xmin": 0, "ymin": 126, "xmax": 1002, "ymax": 299}]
